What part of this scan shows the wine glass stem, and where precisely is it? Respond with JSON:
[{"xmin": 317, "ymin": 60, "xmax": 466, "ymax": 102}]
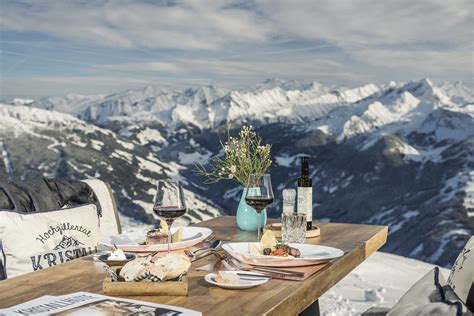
[
  {"xmin": 166, "ymin": 219, "xmax": 173, "ymax": 254},
  {"xmin": 257, "ymin": 211, "xmax": 261, "ymax": 241}
]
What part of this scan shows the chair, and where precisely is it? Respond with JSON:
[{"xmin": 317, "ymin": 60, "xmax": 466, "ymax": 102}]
[
  {"xmin": 0, "ymin": 178, "xmax": 121, "ymax": 279},
  {"xmin": 81, "ymin": 179, "xmax": 122, "ymax": 237},
  {"xmin": 362, "ymin": 238, "xmax": 474, "ymax": 315}
]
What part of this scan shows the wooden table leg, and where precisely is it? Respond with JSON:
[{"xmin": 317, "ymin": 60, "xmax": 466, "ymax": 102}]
[{"xmin": 299, "ymin": 300, "xmax": 320, "ymax": 316}]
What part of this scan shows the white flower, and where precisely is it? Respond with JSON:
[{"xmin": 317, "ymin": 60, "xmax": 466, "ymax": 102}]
[
  {"xmin": 229, "ymin": 165, "xmax": 237, "ymax": 173},
  {"xmin": 228, "ymin": 174, "xmax": 234, "ymax": 179}
]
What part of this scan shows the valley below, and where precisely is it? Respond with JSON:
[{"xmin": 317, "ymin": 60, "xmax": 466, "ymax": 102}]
[{"xmin": 1, "ymin": 78, "xmax": 472, "ymax": 268}]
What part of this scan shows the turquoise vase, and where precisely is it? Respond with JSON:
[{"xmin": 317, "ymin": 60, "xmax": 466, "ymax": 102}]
[{"xmin": 236, "ymin": 187, "xmax": 267, "ymax": 231}]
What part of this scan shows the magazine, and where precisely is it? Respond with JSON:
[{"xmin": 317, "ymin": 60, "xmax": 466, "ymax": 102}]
[{"xmin": 0, "ymin": 292, "xmax": 201, "ymax": 315}]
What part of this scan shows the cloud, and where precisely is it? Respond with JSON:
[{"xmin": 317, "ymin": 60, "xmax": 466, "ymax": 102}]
[
  {"xmin": 94, "ymin": 55, "xmax": 358, "ymax": 83},
  {"xmin": 1, "ymin": 0, "xmax": 472, "ymax": 97},
  {"xmin": 256, "ymin": 0, "xmax": 472, "ymax": 48},
  {"xmin": 0, "ymin": 0, "xmax": 271, "ymax": 50},
  {"xmin": 98, "ymin": 62, "xmax": 182, "ymax": 73},
  {"xmin": 4, "ymin": 0, "xmax": 470, "ymax": 53}
]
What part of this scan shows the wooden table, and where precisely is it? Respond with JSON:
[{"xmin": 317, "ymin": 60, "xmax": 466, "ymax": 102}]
[{"xmin": 0, "ymin": 216, "xmax": 387, "ymax": 315}]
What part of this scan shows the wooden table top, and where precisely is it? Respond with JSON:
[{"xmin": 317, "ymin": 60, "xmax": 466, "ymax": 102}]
[{"xmin": 0, "ymin": 216, "xmax": 387, "ymax": 315}]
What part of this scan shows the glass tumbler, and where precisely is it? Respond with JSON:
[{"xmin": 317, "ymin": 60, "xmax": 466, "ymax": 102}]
[{"xmin": 281, "ymin": 213, "xmax": 307, "ymax": 244}]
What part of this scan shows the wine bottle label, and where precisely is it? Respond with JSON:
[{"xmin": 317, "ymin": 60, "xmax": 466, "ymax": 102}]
[{"xmin": 297, "ymin": 187, "xmax": 312, "ymax": 222}]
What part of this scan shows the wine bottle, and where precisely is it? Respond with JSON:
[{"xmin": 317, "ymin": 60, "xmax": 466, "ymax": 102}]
[{"xmin": 297, "ymin": 156, "xmax": 313, "ymax": 230}]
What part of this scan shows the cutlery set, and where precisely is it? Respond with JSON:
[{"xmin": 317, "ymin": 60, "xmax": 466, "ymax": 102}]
[
  {"xmin": 215, "ymin": 252, "xmax": 305, "ymax": 278},
  {"xmin": 184, "ymin": 239, "xmax": 222, "ymax": 262}
]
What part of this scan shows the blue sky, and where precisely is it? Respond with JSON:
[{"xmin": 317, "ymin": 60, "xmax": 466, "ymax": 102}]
[{"xmin": 0, "ymin": 0, "xmax": 472, "ymax": 99}]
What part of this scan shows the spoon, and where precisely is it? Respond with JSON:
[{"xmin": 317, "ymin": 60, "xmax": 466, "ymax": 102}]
[{"xmin": 185, "ymin": 240, "xmax": 222, "ymax": 261}]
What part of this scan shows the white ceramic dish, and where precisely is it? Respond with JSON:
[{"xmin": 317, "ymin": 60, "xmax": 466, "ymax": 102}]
[
  {"xmin": 204, "ymin": 271, "xmax": 269, "ymax": 289},
  {"xmin": 101, "ymin": 227, "xmax": 213, "ymax": 252},
  {"xmin": 222, "ymin": 242, "xmax": 344, "ymax": 267}
]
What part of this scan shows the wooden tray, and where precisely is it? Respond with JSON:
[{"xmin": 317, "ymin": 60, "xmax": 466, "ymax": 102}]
[
  {"xmin": 263, "ymin": 223, "xmax": 320, "ymax": 239},
  {"xmin": 103, "ymin": 268, "xmax": 188, "ymax": 296}
]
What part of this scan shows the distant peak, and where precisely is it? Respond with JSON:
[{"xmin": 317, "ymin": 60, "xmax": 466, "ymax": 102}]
[
  {"xmin": 257, "ymin": 77, "xmax": 316, "ymax": 91},
  {"xmin": 263, "ymin": 77, "xmax": 286, "ymax": 84},
  {"xmin": 388, "ymin": 81, "xmax": 397, "ymax": 88},
  {"xmin": 419, "ymin": 78, "xmax": 434, "ymax": 87},
  {"xmin": 141, "ymin": 84, "xmax": 168, "ymax": 95},
  {"xmin": 400, "ymin": 78, "xmax": 436, "ymax": 97}
]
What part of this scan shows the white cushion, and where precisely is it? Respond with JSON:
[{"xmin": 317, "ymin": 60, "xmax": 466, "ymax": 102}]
[
  {"xmin": 448, "ymin": 236, "xmax": 474, "ymax": 307},
  {"xmin": 81, "ymin": 179, "xmax": 121, "ymax": 238},
  {"xmin": 0, "ymin": 204, "xmax": 100, "ymax": 279}
]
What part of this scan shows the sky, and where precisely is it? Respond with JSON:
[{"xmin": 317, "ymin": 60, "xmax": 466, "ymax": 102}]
[{"xmin": 0, "ymin": 0, "xmax": 472, "ymax": 99}]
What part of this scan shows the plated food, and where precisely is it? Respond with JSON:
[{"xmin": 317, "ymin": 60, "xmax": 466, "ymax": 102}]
[
  {"xmin": 248, "ymin": 230, "xmax": 301, "ymax": 257},
  {"xmin": 216, "ymin": 271, "xmax": 240, "ymax": 285},
  {"xmin": 108, "ymin": 248, "xmax": 127, "ymax": 260},
  {"xmin": 98, "ymin": 248, "xmax": 136, "ymax": 266},
  {"xmin": 101, "ymin": 226, "xmax": 213, "ymax": 252},
  {"xmin": 222, "ymin": 231, "xmax": 344, "ymax": 267},
  {"xmin": 205, "ymin": 271, "xmax": 269, "ymax": 290},
  {"xmin": 143, "ymin": 220, "xmax": 184, "ymax": 245}
]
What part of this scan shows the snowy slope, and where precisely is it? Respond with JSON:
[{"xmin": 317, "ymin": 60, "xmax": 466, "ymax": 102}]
[
  {"xmin": 29, "ymin": 79, "xmax": 380, "ymax": 130},
  {"xmin": 0, "ymin": 103, "xmax": 220, "ymax": 224},
  {"xmin": 28, "ymin": 78, "xmax": 471, "ymax": 137},
  {"xmin": 32, "ymin": 93, "xmax": 105, "ymax": 115},
  {"xmin": 319, "ymin": 251, "xmax": 450, "ymax": 316},
  {"xmin": 5, "ymin": 78, "xmax": 474, "ymax": 267}
]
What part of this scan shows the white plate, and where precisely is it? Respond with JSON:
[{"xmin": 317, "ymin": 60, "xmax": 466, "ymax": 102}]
[
  {"xmin": 222, "ymin": 242, "xmax": 344, "ymax": 267},
  {"xmin": 204, "ymin": 271, "xmax": 269, "ymax": 289},
  {"xmin": 100, "ymin": 227, "xmax": 213, "ymax": 252}
]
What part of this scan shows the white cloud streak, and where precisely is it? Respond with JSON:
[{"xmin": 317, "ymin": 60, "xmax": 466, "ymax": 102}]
[
  {"xmin": 1, "ymin": 0, "xmax": 271, "ymax": 50},
  {"xmin": 1, "ymin": 0, "xmax": 472, "ymax": 97}
]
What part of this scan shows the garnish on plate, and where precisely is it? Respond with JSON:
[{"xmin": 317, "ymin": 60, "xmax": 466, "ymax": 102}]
[{"xmin": 249, "ymin": 230, "xmax": 301, "ymax": 258}]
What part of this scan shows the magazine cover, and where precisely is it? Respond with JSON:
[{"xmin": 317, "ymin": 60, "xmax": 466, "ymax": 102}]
[{"xmin": 0, "ymin": 292, "xmax": 201, "ymax": 315}]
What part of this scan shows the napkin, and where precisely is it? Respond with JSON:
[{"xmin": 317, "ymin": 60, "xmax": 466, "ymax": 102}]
[{"xmin": 195, "ymin": 258, "xmax": 328, "ymax": 281}]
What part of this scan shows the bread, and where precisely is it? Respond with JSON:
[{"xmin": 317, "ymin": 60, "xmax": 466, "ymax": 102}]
[
  {"xmin": 119, "ymin": 257, "xmax": 152, "ymax": 281},
  {"xmin": 119, "ymin": 253, "xmax": 191, "ymax": 282},
  {"xmin": 150, "ymin": 253, "xmax": 191, "ymax": 280},
  {"xmin": 216, "ymin": 271, "xmax": 240, "ymax": 285}
]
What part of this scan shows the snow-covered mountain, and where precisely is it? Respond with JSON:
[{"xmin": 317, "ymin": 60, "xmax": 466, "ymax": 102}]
[
  {"xmin": 0, "ymin": 103, "xmax": 220, "ymax": 225},
  {"xmin": 3, "ymin": 78, "xmax": 473, "ymax": 267}
]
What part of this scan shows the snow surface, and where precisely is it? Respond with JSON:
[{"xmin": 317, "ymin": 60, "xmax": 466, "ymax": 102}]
[
  {"xmin": 136, "ymin": 127, "xmax": 168, "ymax": 146},
  {"xmin": 178, "ymin": 151, "xmax": 212, "ymax": 165},
  {"xmin": 319, "ymin": 251, "xmax": 450, "ymax": 316}
]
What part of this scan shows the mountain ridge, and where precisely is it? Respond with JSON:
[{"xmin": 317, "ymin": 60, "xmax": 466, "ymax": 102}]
[{"xmin": 2, "ymin": 77, "xmax": 473, "ymax": 267}]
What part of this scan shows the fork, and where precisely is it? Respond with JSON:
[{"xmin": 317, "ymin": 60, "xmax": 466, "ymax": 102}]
[
  {"xmin": 186, "ymin": 239, "xmax": 222, "ymax": 259},
  {"xmin": 203, "ymin": 233, "xmax": 216, "ymax": 243},
  {"xmin": 184, "ymin": 249, "xmax": 210, "ymax": 261},
  {"xmin": 222, "ymin": 254, "xmax": 305, "ymax": 277}
]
